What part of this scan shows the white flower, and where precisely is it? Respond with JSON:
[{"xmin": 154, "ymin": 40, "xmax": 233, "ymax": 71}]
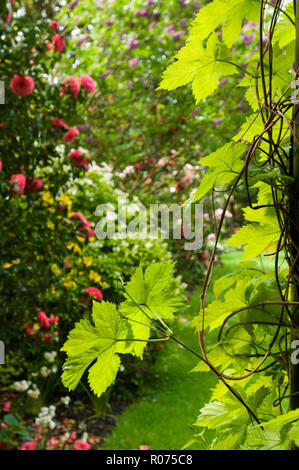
[
  {"xmin": 14, "ymin": 380, "xmax": 31, "ymax": 392},
  {"xmin": 44, "ymin": 351, "xmax": 57, "ymax": 363},
  {"xmin": 27, "ymin": 385, "xmax": 40, "ymax": 399},
  {"xmin": 35, "ymin": 406, "xmax": 56, "ymax": 430},
  {"xmin": 40, "ymin": 366, "xmax": 51, "ymax": 377},
  {"xmin": 61, "ymin": 396, "xmax": 71, "ymax": 406}
]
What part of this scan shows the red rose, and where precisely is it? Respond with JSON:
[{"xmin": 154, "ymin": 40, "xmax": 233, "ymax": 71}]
[
  {"xmin": 50, "ymin": 20, "xmax": 58, "ymax": 30},
  {"xmin": 84, "ymin": 287, "xmax": 103, "ymax": 301},
  {"xmin": 45, "ymin": 40, "xmax": 53, "ymax": 51},
  {"xmin": 38, "ymin": 311, "xmax": 50, "ymax": 329},
  {"xmin": 63, "ymin": 127, "xmax": 80, "ymax": 142},
  {"xmin": 10, "ymin": 75, "xmax": 34, "ymax": 96},
  {"xmin": 10, "ymin": 173, "xmax": 26, "ymax": 195},
  {"xmin": 61, "ymin": 77, "xmax": 80, "ymax": 97},
  {"xmin": 72, "ymin": 212, "xmax": 91, "ymax": 228},
  {"xmin": 52, "ymin": 34, "xmax": 66, "ymax": 52},
  {"xmin": 80, "ymin": 75, "xmax": 96, "ymax": 93},
  {"xmin": 52, "ymin": 117, "xmax": 68, "ymax": 129},
  {"xmin": 26, "ymin": 177, "xmax": 43, "ymax": 193}
]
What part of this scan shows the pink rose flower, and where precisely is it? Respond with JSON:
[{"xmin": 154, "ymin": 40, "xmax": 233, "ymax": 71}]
[
  {"xmin": 80, "ymin": 75, "xmax": 96, "ymax": 93},
  {"xmin": 73, "ymin": 440, "xmax": 91, "ymax": 450},
  {"xmin": 45, "ymin": 40, "xmax": 53, "ymax": 51},
  {"xmin": 26, "ymin": 177, "xmax": 43, "ymax": 193},
  {"xmin": 19, "ymin": 441, "xmax": 37, "ymax": 451},
  {"xmin": 37, "ymin": 311, "xmax": 50, "ymax": 329},
  {"xmin": 72, "ymin": 212, "xmax": 91, "ymax": 228},
  {"xmin": 61, "ymin": 77, "xmax": 80, "ymax": 97},
  {"xmin": 10, "ymin": 173, "xmax": 26, "ymax": 195},
  {"xmin": 84, "ymin": 287, "xmax": 103, "ymax": 301},
  {"xmin": 52, "ymin": 117, "xmax": 69, "ymax": 129},
  {"xmin": 52, "ymin": 34, "xmax": 66, "ymax": 52},
  {"xmin": 63, "ymin": 127, "xmax": 80, "ymax": 142},
  {"xmin": 50, "ymin": 20, "xmax": 58, "ymax": 30},
  {"xmin": 10, "ymin": 75, "xmax": 34, "ymax": 96}
]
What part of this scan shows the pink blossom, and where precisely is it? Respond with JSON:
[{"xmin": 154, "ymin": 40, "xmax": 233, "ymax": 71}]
[
  {"xmin": 10, "ymin": 75, "xmax": 34, "ymax": 96},
  {"xmin": 213, "ymin": 118, "xmax": 222, "ymax": 126},
  {"xmin": 26, "ymin": 177, "xmax": 43, "ymax": 193},
  {"xmin": 46, "ymin": 437, "xmax": 58, "ymax": 449},
  {"xmin": 19, "ymin": 441, "xmax": 37, "ymax": 450},
  {"xmin": 49, "ymin": 315, "xmax": 59, "ymax": 324},
  {"xmin": 50, "ymin": 20, "xmax": 58, "ymax": 30},
  {"xmin": 43, "ymin": 334, "xmax": 51, "ymax": 342},
  {"xmin": 128, "ymin": 58, "xmax": 140, "ymax": 68},
  {"xmin": 45, "ymin": 40, "xmax": 53, "ymax": 51},
  {"xmin": 139, "ymin": 445, "xmax": 149, "ymax": 450},
  {"xmin": 84, "ymin": 287, "xmax": 103, "ymax": 301},
  {"xmin": 52, "ymin": 34, "xmax": 66, "ymax": 52},
  {"xmin": 38, "ymin": 311, "xmax": 50, "ymax": 329},
  {"xmin": 10, "ymin": 174, "xmax": 26, "ymax": 195},
  {"xmin": 73, "ymin": 440, "xmax": 91, "ymax": 450},
  {"xmin": 76, "ymin": 34, "xmax": 89, "ymax": 46},
  {"xmin": 103, "ymin": 20, "xmax": 114, "ymax": 26},
  {"xmin": 127, "ymin": 38, "xmax": 140, "ymax": 49},
  {"xmin": 52, "ymin": 117, "xmax": 69, "ymax": 129},
  {"xmin": 26, "ymin": 325, "xmax": 34, "ymax": 335},
  {"xmin": 2, "ymin": 401, "xmax": 11, "ymax": 413},
  {"xmin": 5, "ymin": 11, "xmax": 12, "ymax": 24},
  {"xmin": 63, "ymin": 127, "xmax": 80, "ymax": 142},
  {"xmin": 72, "ymin": 212, "xmax": 91, "ymax": 228},
  {"xmin": 80, "ymin": 75, "xmax": 96, "ymax": 93},
  {"xmin": 87, "ymin": 228, "xmax": 95, "ymax": 238},
  {"xmin": 61, "ymin": 77, "xmax": 80, "ymax": 97},
  {"xmin": 242, "ymin": 34, "xmax": 254, "ymax": 45}
]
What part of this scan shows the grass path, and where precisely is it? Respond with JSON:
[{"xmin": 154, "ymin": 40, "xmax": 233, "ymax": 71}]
[{"xmin": 102, "ymin": 250, "xmax": 274, "ymax": 450}]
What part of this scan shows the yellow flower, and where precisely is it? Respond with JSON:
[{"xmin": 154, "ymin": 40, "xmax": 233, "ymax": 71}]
[
  {"xmin": 41, "ymin": 191, "xmax": 54, "ymax": 205},
  {"xmin": 77, "ymin": 236, "xmax": 85, "ymax": 243},
  {"xmin": 89, "ymin": 270, "xmax": 102, "ymax": 283},
  {"xmin": 59, "ymin": 195, "xmax": 72, "ymax": 207},
  {"xmin": 32, "ymin": 323, "xmax": 40, "ymax": 334},
  {"xmin": 51, "ymin": 264, "xmax": 62, "ymax": 276},
  {"xmin": 82, "ymin": 257, "xmax": 92, "ymax": 267},
  {"xmin": 100, "ymin": 281, "xmax": 110, "ymax": 290},
  {"xmin": 66, "ymin": 242, "xmax": 81, "ymax": 253},
  {"xmin": 47, "ymin": 221, "xmax": 55, "ymax": 230},
  {"xmin": 63, "ymin": 280, "xmax": 76, "ymax": 289},
  {"xmin": 2, "ymin": 263, "xmax": 12, "ymax": 269}
]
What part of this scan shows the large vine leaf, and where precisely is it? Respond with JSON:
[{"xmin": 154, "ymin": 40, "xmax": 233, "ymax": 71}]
[
  {"xmin": 120, "ymin": 262, "xmax": 184, "ymax": 357},
  {"xmin": 188, "ymin": 0, "xmax": 260, "ymax": 48},
  {"xmin": 61, "ymin": 301, "xmax": 133, "ymax": 397},
  {"xmin": 187, "ymin": 141, "xmax": 247, "ymax": 204},
  {"xmin": 228, "ymin": 207, "xmax": 280, "ymax": 259},
  {"xmin": 158, "ymin": 33, "xmax": 237, "ymax": 103}
]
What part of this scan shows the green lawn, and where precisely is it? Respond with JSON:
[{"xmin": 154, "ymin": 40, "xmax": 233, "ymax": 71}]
[{"xmin": 102, "ymin": 249, "xmax": 276, "ymax": 450}]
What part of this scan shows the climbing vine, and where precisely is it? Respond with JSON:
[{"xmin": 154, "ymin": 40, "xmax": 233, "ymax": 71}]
[{"xmin": 61, "ymin": 0, "xmax": 299, "ymax": 450}]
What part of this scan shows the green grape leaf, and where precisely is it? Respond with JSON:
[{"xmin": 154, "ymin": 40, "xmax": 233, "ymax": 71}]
[
  {"xmin": 61, "ymin": 301, "xmax": 132, "ymax": 397},
  {"xmin": 273, "ymin": 3, "xmax": 295, "ymax": 48},
  {"xmin": 188, "ymin": 0, "xmax": 260, "ymax": 47},
  {"xmin": 228, "ymin": 208, "xmax": 280, "ymax": 259},
  {"xmin": 158, "ymin": 33, "xmax": 237, "ymax": 103},
  {"xmin": 187, "ymin": 141, "xmax": 247, "ymax": 203},
  {"xmin": 120, "ymin": 263, "xmax": 183, "ymax": 357}
]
